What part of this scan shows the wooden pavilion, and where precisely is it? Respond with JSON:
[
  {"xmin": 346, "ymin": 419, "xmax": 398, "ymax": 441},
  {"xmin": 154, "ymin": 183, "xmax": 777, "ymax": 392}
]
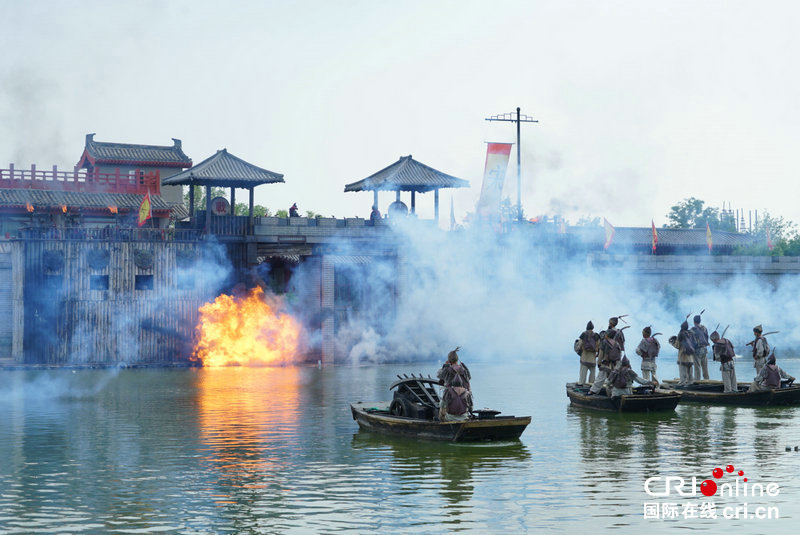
[
  {"xmin": 162, "ymin": 149, "xmax": 284, "ymax": 233},
  {"xmin": 344, "ymin": 155, "xmax": 469, "ymax": 223}
]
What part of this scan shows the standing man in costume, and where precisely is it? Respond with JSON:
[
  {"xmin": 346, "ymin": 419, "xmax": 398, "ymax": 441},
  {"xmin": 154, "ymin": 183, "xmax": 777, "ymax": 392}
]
[
  {"xmin": 576, "ymin": 321, "xmax": 600, "ymax": 385},
  {"xmin": 671, "ymin": 320, "xmax": 695, "ymax": 386},
  {"xmin": 635, "ymin": 326, "xmax": 660, "ymax": 383},
  {"xmin": 710, "ymin": 330, "xmax": 737, "ymax": 393},
  {"xmin": 588, "ymin": 328, "xmax": 623, "ymax": 395},
  {"xmin": 690, "ymin": 314, "xmax": 710, "ymax": 381},
  {"xmin": 750, "ymin": 325, "xmax": 770, "ymax": 374},
  {"xmin": 437, "ymin": 347, "xmax": 471, "ymax": 389}
]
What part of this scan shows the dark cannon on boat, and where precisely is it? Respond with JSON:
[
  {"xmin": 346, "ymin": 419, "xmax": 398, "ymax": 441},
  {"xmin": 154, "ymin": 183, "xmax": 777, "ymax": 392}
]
[{"xmin": 351, "ymin": 374, "xmax": 530, "ymax": 442}]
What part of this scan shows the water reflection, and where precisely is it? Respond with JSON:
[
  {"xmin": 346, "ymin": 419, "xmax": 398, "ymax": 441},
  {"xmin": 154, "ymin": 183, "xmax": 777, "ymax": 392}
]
[
  {"xmin": 196, "ymin": 366, "xmax": 301, "ymax": 503},
  {"xmin": 351, "ymin": 431, "xmax": 530, "ymax": 517}
]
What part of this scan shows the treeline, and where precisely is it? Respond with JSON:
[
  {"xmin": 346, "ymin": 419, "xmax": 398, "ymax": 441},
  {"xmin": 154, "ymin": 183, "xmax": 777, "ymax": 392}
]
[
  {"xmin": 665, "ymin": 197, "xmax": 800, "ymax": 256},
  {"xmin": 183, "ymin": 186, "xmax": 324, "ymax": 219}
]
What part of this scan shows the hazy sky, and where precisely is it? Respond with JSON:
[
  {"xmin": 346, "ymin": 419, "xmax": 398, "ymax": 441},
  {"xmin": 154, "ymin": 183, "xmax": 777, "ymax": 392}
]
[{"xmin": 2, "ymin": 0, "xmax": 799, "ymax": 227}]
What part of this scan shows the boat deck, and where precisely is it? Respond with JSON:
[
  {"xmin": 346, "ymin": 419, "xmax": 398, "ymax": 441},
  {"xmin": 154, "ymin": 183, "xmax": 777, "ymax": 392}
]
[{"xmin": 350, "ymin": 401, "xmax": 531, "ymax": 442}]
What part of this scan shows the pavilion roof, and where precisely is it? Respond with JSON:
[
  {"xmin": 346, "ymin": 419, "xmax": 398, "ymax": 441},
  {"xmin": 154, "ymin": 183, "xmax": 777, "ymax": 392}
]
[
  {"xmin": 344, "ymin": 155, "xmax": 469, "ymax": 193},
  {"xmin": 162, "ymin": 149, "xmax": 284, "ymax": 188},
  {"xmin": 78, "ymin": 133, "xmax": 192, "ymax": 168}
]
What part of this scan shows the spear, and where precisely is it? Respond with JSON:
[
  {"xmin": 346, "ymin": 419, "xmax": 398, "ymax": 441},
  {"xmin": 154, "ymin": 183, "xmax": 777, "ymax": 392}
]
[{"xmin": 745, "ymin": 331, "xmax": 779, "ymax": 345}]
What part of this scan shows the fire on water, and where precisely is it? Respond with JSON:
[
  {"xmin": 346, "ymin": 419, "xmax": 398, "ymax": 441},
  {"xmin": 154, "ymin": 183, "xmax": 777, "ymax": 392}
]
[{"xmin": 193, "ymin": 286, "xmax": 302, "ymax": 367}]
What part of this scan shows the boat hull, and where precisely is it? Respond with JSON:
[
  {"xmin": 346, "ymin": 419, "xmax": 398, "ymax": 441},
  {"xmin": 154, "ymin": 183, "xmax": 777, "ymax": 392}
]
[
  {"xmin": 350, "ymin": 401, "xmax": 531, "ymax": 442},
  {"xmin": 565, "ymin": 383, "xmax": 681, "ymax": 412},
  {"xmin": 662, "ymin": 380, "xmax": 800, "ymax": 406}
]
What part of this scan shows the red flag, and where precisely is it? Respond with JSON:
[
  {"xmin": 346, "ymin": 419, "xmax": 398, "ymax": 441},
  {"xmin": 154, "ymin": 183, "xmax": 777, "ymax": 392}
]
[
  {"xmin": 767, "ymin": 226, "xmax": 774, "ymax": 250},
  {"xmin": 651, "ymin": 220, "xmax": 658, "ymax": 252},
  {"xmin": 706, "ymin": 222, "xmax": 712, "ymax": 252},
  {"xmin": 138, "ymin": 191, "xmax": 152, "ymax": 227},
  {"xmin": 476, "ymin": 142, "xmax": 513, "ymax": 224},
  {"xmin": 603, "ymin": 218, "xmax": 615, "ymax": 250}
]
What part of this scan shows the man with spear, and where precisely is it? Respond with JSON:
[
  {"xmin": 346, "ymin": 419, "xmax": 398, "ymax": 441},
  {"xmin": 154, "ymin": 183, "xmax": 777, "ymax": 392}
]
[{"xmin": 748, "ymin": 325, "xmax": 774, "ymax": 374}]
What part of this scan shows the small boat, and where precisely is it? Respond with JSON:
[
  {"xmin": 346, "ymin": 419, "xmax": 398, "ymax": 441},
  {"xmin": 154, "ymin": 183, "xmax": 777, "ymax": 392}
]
[
  {"xmin": 350, "ymin": 374, "xmax": 531, "ymax": 442},
  {"xmin": 661, "ymin": 379, "xmax": 800, "ymax": 406},
  {"xmin": 565, "ymin": 382, "xmax": 681, "ymax": 412}
]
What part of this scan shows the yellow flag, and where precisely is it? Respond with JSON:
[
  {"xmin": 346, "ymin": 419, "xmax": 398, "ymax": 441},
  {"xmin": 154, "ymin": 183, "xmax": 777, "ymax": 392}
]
[
  {"xmin": 138, "ymin": 191, "xmax": 152, "ymax": 227},
  {"xmin": 706, "ymin": 222, "xmax": 712, "ymax": 251}
]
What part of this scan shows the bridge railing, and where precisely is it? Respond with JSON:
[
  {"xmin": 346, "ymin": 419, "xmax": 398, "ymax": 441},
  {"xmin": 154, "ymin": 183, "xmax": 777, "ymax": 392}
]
[{"xmin": 0, "ymin": 165, "xmax": 160, "ymax": 195}]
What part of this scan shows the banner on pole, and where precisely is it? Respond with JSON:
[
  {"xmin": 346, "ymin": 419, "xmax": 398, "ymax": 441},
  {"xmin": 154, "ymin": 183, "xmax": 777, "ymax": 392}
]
[
  {"xmin": 651, "ymin": 220, "xmax": 658, "ymax": 252},
  {"xmin": 706, "ymin": 222, "xmax": 713, "ymax": 251},
  {"xmin": 475, "ymin": 142, "xmax": 513, "ymax": 223},
  {"xmin": 603, "ymin": 218, "xmax": 615, "ymax": 250},
  {"xmin": 138, "ymin": 190, "xmax": 152, "ymax": 227}
]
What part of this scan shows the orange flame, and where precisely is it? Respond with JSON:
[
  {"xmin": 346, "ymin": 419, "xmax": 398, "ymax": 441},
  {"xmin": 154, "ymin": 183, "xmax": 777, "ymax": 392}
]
[
  {"xmin": 61, "ymin": 205, "xmax": 67, "ymax": 213},
  {"xmin": 108, "ymin": 205, "xmax": 118, "ymax": 214},
  {"xmin": 26, "ymin": 202, "xmax": 34, "ymax": 213},
  {"xmin": 193, "ymin": 286, "xmax": 301, "ymax": 367}
]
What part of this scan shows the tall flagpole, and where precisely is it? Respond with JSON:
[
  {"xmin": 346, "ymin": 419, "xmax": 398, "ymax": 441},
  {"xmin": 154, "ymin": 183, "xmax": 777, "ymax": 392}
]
[{"xmin": 485, "ymin": 107, "xmax": 538, "ymax": 221}]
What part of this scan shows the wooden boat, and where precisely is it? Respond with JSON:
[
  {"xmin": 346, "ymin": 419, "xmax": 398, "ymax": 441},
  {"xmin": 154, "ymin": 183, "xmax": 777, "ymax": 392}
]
[
  {"xmin": 350, "ymin": 374, "xmax": 531, "ymax": 442},
  {"xmin": 565, "ymin": 382, "xmax": 681, "ymax": 412},
  {"xmin": 661, "ymin": 379, "xmax": 800, "ymax": 406}
]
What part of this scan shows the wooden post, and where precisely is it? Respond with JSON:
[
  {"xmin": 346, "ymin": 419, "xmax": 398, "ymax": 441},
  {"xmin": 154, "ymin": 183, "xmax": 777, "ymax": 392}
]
[
  {"xmin": 434, "ymin": 188, "xmax": 439, "ymax": 223},
  {"xmin": 230, "ymin": 187, "xmax": 236, "ymax": 216},
  {"xmin": 373, "ymin": 190, "xmax": 378, "ymax": 210},
  {"xmin": 189, "ymin": 185, "xmax": 195, "ymax": 218},
  {"xmin": 205, "ymin": 185, "xmax": 211, "ymax": 234},
  {"xmin": 249, "ymin": 187, "xmax": 254, "ymax": 232},
  {"xmin": 411, "ymin": 191, "xmax": 415, "ymax": 215}
]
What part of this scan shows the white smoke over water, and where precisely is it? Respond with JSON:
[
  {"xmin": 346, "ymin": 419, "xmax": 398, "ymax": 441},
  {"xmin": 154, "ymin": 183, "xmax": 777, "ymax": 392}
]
[{"xmin": 324, "ymin": 217, "xmax": 800, "ymax": 373}]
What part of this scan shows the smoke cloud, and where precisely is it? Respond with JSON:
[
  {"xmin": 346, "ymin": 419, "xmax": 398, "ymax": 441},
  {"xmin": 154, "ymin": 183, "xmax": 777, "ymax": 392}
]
[{"xmin": 323, "ymin": 217, "xmax": 799, "ymax": 376}]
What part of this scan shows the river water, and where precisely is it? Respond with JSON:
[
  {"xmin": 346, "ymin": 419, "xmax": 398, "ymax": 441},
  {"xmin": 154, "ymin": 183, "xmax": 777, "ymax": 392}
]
[{"xmin": 1, "ymin": 357, "xmax": 799, "ymax": 534}]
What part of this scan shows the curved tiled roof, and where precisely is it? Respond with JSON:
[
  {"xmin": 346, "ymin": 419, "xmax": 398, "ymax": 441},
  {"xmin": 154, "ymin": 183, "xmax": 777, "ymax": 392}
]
[
  {"xmin": 81, "ymin": 134, "xmax": 192, "ymax": 167},
  {"xmin": 162, "ymin": 149, "xmax": 284, "ymax": 188},
  {"xmin": 569, "ymin": 226, "xmax": 756, "ymax": 248},
  {"xmin": 344, "ymin": 155, "xmax": 469, "ymax": 193},
  {"xmin": 0, "ymin": 189, "xmax": 174, "ymax": 212}
]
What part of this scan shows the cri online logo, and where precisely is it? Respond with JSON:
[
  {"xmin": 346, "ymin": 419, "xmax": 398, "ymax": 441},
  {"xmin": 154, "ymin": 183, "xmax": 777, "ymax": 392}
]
[{"xmin": 644, "ymin": 464, "xmax": 780, "ymax": 498}]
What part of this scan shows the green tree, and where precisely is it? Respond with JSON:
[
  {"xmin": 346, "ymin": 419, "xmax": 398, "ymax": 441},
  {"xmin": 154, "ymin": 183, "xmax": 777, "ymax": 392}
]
[
  {"xmin": 183, "ymin": 185, "xmax": 226, "ymax": 213},
  {"xmin": 734, "ymin": 211, "xmax": 798, "ymax": 256},
  {"xmin": 665, "ymin": 197, "xmax": 736, "ymax": 231},
  {"xmin": 275, "ymin": 209, "xmax": 288, "ymax": 218},
  {"xmin": 234, "ymin": 203, "xmax": 270, "ymax": 217}
]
